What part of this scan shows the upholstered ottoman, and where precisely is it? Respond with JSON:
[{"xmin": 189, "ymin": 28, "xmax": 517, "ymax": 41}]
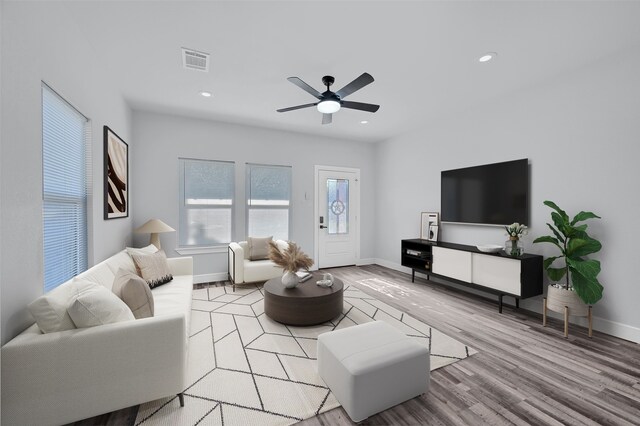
[{"xmin": 317, "ymin": 321, "xmax": 430, "ymax": 422}]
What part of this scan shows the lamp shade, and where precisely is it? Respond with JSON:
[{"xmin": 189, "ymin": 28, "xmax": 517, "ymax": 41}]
[
  {"xmin": 135, "ymin": 219, "xmax": 175, "ymax": 234},
  {"xmin": 317, "ymin": 100, "xmax": 341, "ymax": 114}
]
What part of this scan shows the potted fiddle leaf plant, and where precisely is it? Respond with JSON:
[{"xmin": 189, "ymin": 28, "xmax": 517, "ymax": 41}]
[{"xmin": 533, "ymin": 201, "xmax": 602, "ymax": 334}]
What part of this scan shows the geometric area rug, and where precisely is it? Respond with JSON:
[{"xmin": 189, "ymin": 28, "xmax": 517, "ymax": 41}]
[{"xmin": 135, "ymin": 279, "xmax": 477, "ymax": 425}]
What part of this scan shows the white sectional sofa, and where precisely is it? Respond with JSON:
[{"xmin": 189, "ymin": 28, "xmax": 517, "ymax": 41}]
[
  {"xmin": 1, "ymin": 248, "xmax": 193, "ymax": 426},
  {"xmin": 228, "ymin": 239, "xmax": 287, "ymax": 289}
]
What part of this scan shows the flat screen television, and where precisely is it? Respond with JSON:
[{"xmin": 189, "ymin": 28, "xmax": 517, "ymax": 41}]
[{"xmin": 441, "ymin": 159, "xmax": 529, "ymax": 226}]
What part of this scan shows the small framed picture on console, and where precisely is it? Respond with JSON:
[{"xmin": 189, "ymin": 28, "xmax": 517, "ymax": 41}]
[{"xmin": 420, "ymin": 212, "xmax": 440, "ymax": 242}]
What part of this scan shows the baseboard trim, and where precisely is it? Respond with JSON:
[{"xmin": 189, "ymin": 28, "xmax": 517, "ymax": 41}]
[
  {"xmin": 194, "ymin": 272, "xmax": 228, "ymax": 284},
  {"xmin": 369, "ymin": 259, "xmax": 640, "ymax": 344},
  {"xmin": 356, "ymin": 258, "xmax": 375, "ymax": 266}
]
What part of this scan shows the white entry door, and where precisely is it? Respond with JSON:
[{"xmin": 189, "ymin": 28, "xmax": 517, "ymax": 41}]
[{"xmin": 316, "ymin": 166, "xmax": 360, "ymax": 268}]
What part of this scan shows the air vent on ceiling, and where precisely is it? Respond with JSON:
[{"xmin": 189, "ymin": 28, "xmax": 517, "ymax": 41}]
[{"xmin": 182, "ymin": 48, "xmax": 210, "ymax": 72}]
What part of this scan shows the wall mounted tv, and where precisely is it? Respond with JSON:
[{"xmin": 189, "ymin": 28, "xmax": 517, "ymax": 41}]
[{"xmin": 441, "ymin": 159, "xmax": 529, "ymax": 226}]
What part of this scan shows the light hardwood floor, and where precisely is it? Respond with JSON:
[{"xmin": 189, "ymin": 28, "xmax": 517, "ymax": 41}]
[{"xmin": 75, "ymin": 265, "xmax": 640, "ymax": 425}]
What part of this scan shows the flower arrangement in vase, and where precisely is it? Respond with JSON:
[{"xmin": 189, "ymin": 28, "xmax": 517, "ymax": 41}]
[
  {"xmin": 267, "ymin": 241, "xmax": 313, "ymax": 288},
  {"xmin": 504, "ymin": 222, "xmax": 528, "ymax": 256}
]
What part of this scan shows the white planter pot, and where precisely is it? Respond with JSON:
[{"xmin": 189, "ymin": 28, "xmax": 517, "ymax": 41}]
[
  {"xmin": 281, "ymin": 271, "xmax": 299, "ymax": 289},
  {"xmin": 546, "ymin": 284, "xmax": 589, "ymax": 317}
]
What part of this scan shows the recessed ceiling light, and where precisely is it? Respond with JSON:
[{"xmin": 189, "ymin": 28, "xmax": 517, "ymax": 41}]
[
  {"xmin": 360, "ymin": 120, "xmax": 369, "ymax": 124},
  {"xmin": 479, "ymin": 52, "xmax": 497, "ymax": 63},
  {"xmin": 199, "ymin": 91, "xmax": 212, "ymax": 97}
]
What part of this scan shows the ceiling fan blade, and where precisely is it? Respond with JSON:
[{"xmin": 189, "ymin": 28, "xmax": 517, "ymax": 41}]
[
  {"xmin": 341, "ymin": 101, "xmax": 380, "ymax": 113},
  {"xmin": 287, "ymin": 77, "xmax": 322, "ymax": 99},
  {"xmin": 322, "ymin": 113, "xmax": 332, "ymax": 125},
  {"xmin": 277, "ymin": 102, "xmax": 317, "ymax": 113},
  {"xmin": 335, "ymin": 73, "xmax": 375, "ymax": 99}
]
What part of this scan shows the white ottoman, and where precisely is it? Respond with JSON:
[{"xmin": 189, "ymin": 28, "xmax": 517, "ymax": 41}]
[{"xmin": 317, "ymin": 321, "xmax": 430, "ymax": 422}]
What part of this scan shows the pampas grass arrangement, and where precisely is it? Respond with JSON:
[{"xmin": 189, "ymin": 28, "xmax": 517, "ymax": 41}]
[{"xmin": 268, "ymin": 241, "xmax": 313, "ymax": 273}]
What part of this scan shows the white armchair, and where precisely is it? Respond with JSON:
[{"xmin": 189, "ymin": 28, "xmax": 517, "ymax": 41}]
[{"xmin": 228, "ymin": 240, "xmax": 288, "ymax": 290}]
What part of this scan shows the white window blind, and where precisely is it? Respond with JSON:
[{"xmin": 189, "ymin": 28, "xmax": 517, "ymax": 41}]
[
  {"xmin": 179, "ymin": 158, "xmax": 235, "ymax": 246},
  {"xmin": 246, "ymin": 163, "xmax": 292, "ymax": 241},
  {"xmin": 42, "ymin": 84, "xmax": 90, "ymax": 292}
]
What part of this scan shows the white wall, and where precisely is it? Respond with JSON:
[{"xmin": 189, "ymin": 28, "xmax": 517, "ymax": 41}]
[
  {"xmin": 0, "ymin": 2, "xmax": 133, "ymax": 344},
  {"xmin": 375, "ymin": 48, "xmax": 640, "ymax": 342},
  {"xmin": 132, "ymin": 111, "xmax": 376, "ymax": 279}
]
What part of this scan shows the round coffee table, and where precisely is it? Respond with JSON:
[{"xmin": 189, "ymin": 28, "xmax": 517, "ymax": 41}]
[{"xmin": 264, "ymin": 274, "xmax": 344, "ymax": 326}]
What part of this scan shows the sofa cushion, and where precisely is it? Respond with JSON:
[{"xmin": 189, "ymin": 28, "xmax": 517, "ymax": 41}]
[
  {"xmin": 248, "ymin": 236, "xmax": 272, "ymax": 260},
  {"xmin": 67, "ymin": 285, "xmax": 135, "ymax": 328},
  {"xmin": 112, "ymin": 268, "xmax": 154, "ymax": 319},
  {"xmin": 105, "ymin": 250, "xmax": 139, "ymax": 276},
  {"xmin": 126, "ymin": 244, "xmax": 159, "ymax": 275},
  {"xmin": 27, "ymin": 279, "xmax": 101, "ymax": 333},
  {"xmin": 243, "ymin": 259, "xmax": 283, "ymax": 283},
  {"xmin": 75, "ymin": 262, "xmax": 117, "ymax": 291},
  {"xmin": 131, "ymin": 250, "xmax": 173, "ymax": 288}
]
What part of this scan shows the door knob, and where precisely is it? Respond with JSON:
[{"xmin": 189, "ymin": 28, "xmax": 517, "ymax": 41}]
[{"xmin": 320, "ymin": 225, "xmax": 328, "ymax": 229}]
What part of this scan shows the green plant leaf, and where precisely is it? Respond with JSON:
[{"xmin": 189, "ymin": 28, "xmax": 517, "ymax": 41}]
[
  {"xmin": 571, "ymin": 211, "xmax": 601, "ymax": 225},
  {"xmin": 573, "ymin": 224, "xmax": 587, "ymax": 232},
  {"xmin": 533, "ymin": 235, "xmax": 563, "ymax": 251},
  {"xmin": 544, "ymin": 200, "xmax": 569, "ymax": 221},
  {"xmin": 569, "ymin": 237, "xmax": 602, "ymax": 257},
  {"xmin": 546, "ymin": 223, "xmax": 565, "ymax": 243},
  {"xmin": 551, "ymin": 212, "xmax": 569, "ymax": 235},
  {"xmin": 543, "ymin": 256, "xmax": 561, "ymax": 270},
  {"xmin": 570, "ymin": 267, "xmax": 603, "ymax": 304},
  {"xmin": 546, "ymin": 267, "xmax": 567, "ymax": 282},
  {"xmin": 567, "ymin": 258, "xmax": 601, "ymax": 279},
  {"xmin": 566, "ymin": 238, "xmax": 587, "ymax": 256}
]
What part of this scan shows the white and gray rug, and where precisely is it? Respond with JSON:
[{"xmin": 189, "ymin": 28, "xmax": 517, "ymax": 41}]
[{"xmin": 135, "ymin": 278, "xmax": 477, "ymax": 425}]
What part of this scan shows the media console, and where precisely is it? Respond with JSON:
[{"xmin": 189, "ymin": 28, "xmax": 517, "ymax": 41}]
[{"xmin": 401, "ymin": 239, "xmax": 543, "ymax": 313}]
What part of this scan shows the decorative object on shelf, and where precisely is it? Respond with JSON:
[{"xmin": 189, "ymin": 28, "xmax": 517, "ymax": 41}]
[
  {"xmin": 420, "ymin": 212, "xmax": 440, "ymax": 242},
  {"xmin": 317, "ymin": 272, "xmax": 334, "ymax": 287},
  {"xmin": 534, "ymin": 200, "xmax": 602, "ymax": 338},
  {"xmin": 103, "ymin": 126, "xmax": 129, "ymax": 220},
  {"xmin": 476, "ymin": 244, "xmax": 503, "ymax": 253},
  {"xmin": 268, "ymin": 241, "xmax": 314, "ymax": 289},
  {"xmin": 504, "ymin": 222, "xmax": 527, "ymax": 256},
  {"xmin": 134, "ymin": 219, "xmax": 175, "ymax": 249}
]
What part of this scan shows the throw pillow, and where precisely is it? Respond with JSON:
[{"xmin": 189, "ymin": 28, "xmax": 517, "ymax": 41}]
[
  {"xmin": 67, "ymin": 285, "xmax": 135, "ymax": 328},
  {"xmin": 126, "ymin": 244, "xmax": 159, "ymax": 276},
  {"xmin": 27, "ymin": 279, "xmax": 101, "ymax": 333},
  {"xmin": 112, "ymin": 268, "xmax": 154, "ymax": 319},
  {"xmin": 248, "ymin": 236, "xmax": 273, "ymax": 260},
  {"xmin": 130, "ymin": 250, "xmax": 173, "ymax": 288}
]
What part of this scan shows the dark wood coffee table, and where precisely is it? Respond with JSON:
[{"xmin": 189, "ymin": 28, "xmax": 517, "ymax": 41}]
[{"xmin": 263, "ymin": 274, "xmax": 344, "ymax": 326}]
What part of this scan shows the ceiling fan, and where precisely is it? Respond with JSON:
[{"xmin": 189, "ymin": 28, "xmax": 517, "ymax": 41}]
[{"xmin": 277, "ymin": 73, "xmax": 380, "ymax": 125}]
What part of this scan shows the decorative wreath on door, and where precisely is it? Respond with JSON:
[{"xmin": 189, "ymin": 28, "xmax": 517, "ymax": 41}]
[{"xmin": 330, "ymin": 200, "xmax": 346, "ymax": 215}]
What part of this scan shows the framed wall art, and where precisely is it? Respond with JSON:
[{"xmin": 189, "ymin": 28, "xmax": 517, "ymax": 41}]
[
  {"xmin": 104, "ymin": 126, "xmax": 128, "ymax": 219},
  {"xmin": 420, "ymin": 212, "xmax": 440, "ymax": 242}
]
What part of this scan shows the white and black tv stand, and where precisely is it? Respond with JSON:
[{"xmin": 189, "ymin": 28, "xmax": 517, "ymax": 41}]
[{"xmin": 401, "ymin": 239, "xmax": 543, "ymax": 313}]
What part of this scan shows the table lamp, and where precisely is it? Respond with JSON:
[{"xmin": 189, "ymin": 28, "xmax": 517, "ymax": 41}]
[{"xmin": 134, "ymin": 219, "xmax": 175, "ymax": 249}]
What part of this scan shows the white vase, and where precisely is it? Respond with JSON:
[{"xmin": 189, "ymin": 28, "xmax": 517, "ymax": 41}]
[
  {"xmin": 281, "ymin": 271, "xmax": 298, "ymax": 289},
  {"xmin": 546, "ymin": 284, "xmax": 589, "ymax": 316}
]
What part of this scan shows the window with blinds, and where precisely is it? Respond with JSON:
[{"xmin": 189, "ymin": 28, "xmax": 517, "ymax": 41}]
[
  {"xmin": 42, "ymin": 84, "xmax": 91, "ymax": 292},
  {"xmin": 246, "ymin": 163, "xmax": 292, "ymax": 241},
  {"xmin": 179, "ymin": 158, "xmax": 235, "ymax": 246}
]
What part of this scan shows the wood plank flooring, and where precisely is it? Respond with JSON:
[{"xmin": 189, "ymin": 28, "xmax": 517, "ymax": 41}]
[{"xmin": 73, "ymin": 265, "xmax": 640, "ymax": 426}]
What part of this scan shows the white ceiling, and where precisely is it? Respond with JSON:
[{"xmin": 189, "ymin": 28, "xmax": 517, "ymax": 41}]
[{"xmin": 65, "ymin": 1, "xmax": 640, "ymax": 143}]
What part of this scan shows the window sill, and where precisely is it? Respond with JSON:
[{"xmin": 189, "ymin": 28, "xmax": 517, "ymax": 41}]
[{"xmin": 175, "ymin": 245, "xmax": 228, "ymax": 256}]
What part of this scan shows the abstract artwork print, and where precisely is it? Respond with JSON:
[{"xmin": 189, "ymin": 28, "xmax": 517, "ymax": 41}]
[{"xmin": 104, "ymin": 126, "xmax": 128, "ymax": 219}]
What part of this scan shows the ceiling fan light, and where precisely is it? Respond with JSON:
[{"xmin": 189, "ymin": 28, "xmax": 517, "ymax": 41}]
[{"xmin": 317, "ymin": 100, "xmax": 341, "ymax": 114}]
